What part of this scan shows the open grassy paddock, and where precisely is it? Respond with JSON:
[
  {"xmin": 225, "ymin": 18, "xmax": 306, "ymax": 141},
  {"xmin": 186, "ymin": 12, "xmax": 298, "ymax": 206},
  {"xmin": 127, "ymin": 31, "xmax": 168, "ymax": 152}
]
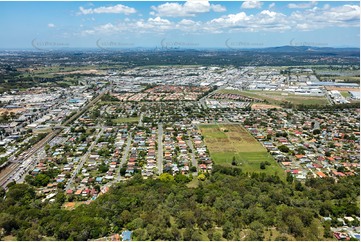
[
  {"xmin": 199, "ymin": 124, "xmax": 285, "ymax": 178},
  {"xmin": 218, "ymin": 89, "xmax": 329, "ymax": 106},
  {"xmin": 112, "ymin": 117, "xmax": 140, "ymax": 124}
]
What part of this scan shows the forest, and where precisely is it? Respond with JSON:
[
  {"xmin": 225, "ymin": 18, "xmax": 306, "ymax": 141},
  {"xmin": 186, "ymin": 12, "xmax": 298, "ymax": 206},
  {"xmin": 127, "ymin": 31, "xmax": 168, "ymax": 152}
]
[{"xmin": 0, "ymin": 165, "xmax": 359, "ymax": 241}]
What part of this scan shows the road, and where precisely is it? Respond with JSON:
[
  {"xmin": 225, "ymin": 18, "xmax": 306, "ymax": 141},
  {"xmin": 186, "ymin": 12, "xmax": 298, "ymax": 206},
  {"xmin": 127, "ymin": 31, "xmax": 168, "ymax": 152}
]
[
  {"xmin": 157, "ymin": 123, "xmax": 163, "ymax": 175},
  {"xmin": 65, "ymin": 127, "xmax": 104, "ymax": 191},
  {"xmin": 199, "ymin": 85, "xmax": 226, "ymax": 109},
  {"xmin": 323, "ymin": 89, "xmax": 334, "ymax": 105},
  {"xmin": 138, "ymin": 113, "xmax": 144, "ymax": 127},
  {"xmin": 186, "ymin": 139, "xmax": 199, "ymax": 176},
  {"xmin": 116, "ymin": 133, "xmax": 132, "ymax": 181}
]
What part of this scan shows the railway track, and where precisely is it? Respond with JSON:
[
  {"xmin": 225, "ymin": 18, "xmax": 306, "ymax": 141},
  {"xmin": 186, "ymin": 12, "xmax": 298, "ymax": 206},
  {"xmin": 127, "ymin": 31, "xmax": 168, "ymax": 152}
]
[
  {"xmin": 0, "ymin": 90, "xmax": 107, "ymax": 188},
  {"xmin": 0, "ymin": 162, "xmax": 20, "ymax": 186}
]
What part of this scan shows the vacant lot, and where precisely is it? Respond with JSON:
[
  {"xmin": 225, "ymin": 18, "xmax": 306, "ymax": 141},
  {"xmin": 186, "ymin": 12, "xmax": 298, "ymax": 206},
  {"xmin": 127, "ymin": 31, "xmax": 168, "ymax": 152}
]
[
  {"xmin": 112, "ymin": 117, "xmax": 139, "ymax": 124},
  {"xmin": 218, "ymin": 89, "xmax": 329, "ymax": 106},
  {"xmin": 199, "ymin": 124, "xmax": 285, "ymax": 177}
]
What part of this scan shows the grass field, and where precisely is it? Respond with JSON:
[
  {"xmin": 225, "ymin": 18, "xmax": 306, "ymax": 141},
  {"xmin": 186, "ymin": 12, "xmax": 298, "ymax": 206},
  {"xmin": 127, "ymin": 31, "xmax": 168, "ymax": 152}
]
[
  {"xmin": 340, "ymin": 91, "xmax": 351, "ymax": 98},
  {"xmin": 187, "ymin": 177, "xmax": 200, "ymax": 188},
  {"xmin": 18, "ymin": 65, "xmax": 114, "ymax": 79},
  {"xmin": 199, "ymin": 124, "xmax": 285, "ymax": 178},
  {"xmin": 112, "ymin": 117, "xmax": 140, "ymax": 124},
  {"xmin": 218, "ymin": 89, "xmax": 329, "ymax": 106}
]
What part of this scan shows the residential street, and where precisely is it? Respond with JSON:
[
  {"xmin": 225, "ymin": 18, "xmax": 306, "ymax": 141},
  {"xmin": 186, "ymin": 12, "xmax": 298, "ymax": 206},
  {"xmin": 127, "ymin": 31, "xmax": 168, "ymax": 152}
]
[
  {"xmin": 157, "ymin": 123, "xmax": 163, "ymax": 175},
  {"xmin": 65, "ymin": 127, "xmax": 104, "ymax": 191}
]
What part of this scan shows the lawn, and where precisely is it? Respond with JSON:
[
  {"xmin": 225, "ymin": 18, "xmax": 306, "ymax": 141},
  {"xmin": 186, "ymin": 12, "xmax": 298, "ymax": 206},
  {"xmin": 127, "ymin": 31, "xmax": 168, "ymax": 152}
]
[
  {"xmin": 186, "ymin": 177, "xmax": 199, "ymax": 188},
  {"xmin": 340, "ymin": 91, "xmax": 351, "ymax": 98},
  {"xmin": 218, "ymin": 89, "xmax": 329, "ymax": 106},
  {"xmin": 199, "ymin": 124, "xmax": 285, "ymax": 178},
  {"xmin": 112, "ymin": 117, "xmax": 140, "ymax": 124}
]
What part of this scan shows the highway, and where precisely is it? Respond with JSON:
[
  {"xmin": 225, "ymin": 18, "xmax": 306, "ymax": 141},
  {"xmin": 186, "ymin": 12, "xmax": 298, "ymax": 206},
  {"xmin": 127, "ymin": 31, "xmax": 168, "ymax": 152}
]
[{"xmin": 157, "ymin": 123, "xmax": 163, "ymax": 175}]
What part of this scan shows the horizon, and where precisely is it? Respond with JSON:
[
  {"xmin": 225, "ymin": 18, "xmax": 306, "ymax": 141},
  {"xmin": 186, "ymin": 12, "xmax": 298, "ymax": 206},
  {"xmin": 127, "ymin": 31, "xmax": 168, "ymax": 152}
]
[
  {"xmin": 0, "ymin": 44, "xmax": 360, "ymax": 52},
  {"xmin": 0, "ymin": 1, "xmax": 359, "ymax": 50}
]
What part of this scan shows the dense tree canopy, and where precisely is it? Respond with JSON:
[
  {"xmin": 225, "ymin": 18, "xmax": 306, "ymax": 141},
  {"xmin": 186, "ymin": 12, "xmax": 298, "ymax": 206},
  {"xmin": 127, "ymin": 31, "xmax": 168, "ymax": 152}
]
[{"xmin": 0, "ymin": 169, "xmax": 359, "ymax": 241}]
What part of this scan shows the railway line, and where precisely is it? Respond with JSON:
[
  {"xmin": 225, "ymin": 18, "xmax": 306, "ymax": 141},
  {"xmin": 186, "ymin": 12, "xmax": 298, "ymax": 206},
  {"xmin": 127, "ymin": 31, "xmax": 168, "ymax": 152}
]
[
  {"xmin": 0, "ymin": 162, "xmax": 19, "ymax": 186},
  {"xmin": 0, "ymin": 90, "xmax": 107, "ymax": 188}
]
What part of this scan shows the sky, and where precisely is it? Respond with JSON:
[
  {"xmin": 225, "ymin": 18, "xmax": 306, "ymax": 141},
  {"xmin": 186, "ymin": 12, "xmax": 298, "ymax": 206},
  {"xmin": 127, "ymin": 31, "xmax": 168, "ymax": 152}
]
[{"xmin": 0, "ymin": 1, "xmax": 359, "ymax": 50}]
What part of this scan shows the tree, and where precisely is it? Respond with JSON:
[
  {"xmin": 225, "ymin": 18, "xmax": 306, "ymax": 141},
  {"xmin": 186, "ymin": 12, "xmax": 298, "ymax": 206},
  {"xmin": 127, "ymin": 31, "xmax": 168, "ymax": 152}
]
[
  {"xmin": 232, "ymin": 156, "xmax": 237, "ymax": 166},
  {"xmin": 99, "ymin": 163, "xmax": 108, "ymax": 173},
  {"xmin": 286, "ymin": 173, "xmax": 294, "ymax": 184},
  {"xmin": 174, "ymin": 174, "xmax": 190, "ymax": 184},
  {"xmin": 260, "ymin": 162, "xmax": 266, "ymax": 170},
  {"xmin": 295, "ymin": 181, "xmax": 304, "ymax": 191},
  {"xmin": 191, "ymin": 230, "xmax": 203, "ymax": 241},
  {"xmin": 6, "ymin": 184, "xmax": 35, "ymax": 205},
  {"xmin": 120, "ymin": 167, "xmax": 126, "ymax": 176},
  {"xmin": 183, "ymin": 227, "xmax": 194, "ymax": 241},
  {"xmin": 286, "ymin": 215, "xmax": 304, "ymax": 238},
  {"xmin": 278, "ymin": 145, "xmax": 290, "ymax": 153},
  {"xmin": 197, "ymin": 173, "xmax": 206, "ymax": 181},
  {"xmin": 94, "ymin": 184, "xmax": 100, "ymax": 193},
  {"xmin": 307, "ymin": 218, "xmax": 324, "ymax": 240},
  {"xmin": 0, "ymin": 187, "xmax": 4, "ymax": 199},
  {"xmin": 222, "ymin": 221, "xmax": 234, "ymax": 240},
  {"xmin": 159, "ymin": 173, "xmax": 174, "ymax": 182},
  {"xmin": 34, "ymin": 174, "xmax": 51, "ymax": 187},
  {"xmin": 0, "ymin": 213, "xmax": 18, "ymax": 235}
]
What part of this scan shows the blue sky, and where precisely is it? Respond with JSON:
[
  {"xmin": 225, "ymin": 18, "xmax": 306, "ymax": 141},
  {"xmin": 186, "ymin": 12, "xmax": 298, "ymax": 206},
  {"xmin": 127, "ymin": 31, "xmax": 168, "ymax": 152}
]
[{"xmin": 0, "ymin": 1, "xmax": 359, "ymax": 49}]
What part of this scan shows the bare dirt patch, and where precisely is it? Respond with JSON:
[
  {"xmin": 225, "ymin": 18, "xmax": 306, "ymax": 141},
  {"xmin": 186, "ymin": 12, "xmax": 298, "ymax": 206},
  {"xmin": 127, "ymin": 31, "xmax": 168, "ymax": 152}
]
[
  {"xmin": 325, "ymin": 87, "xmax": 359, "ymax": 91},
  {"xmin": 252, "ymin": 104, "xmax": 281, "ymax": 110}
]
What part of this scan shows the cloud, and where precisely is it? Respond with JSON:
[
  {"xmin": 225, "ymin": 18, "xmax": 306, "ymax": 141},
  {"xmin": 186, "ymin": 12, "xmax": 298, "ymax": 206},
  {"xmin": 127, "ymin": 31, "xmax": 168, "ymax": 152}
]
[
  {"xmin": 268, "ymin": 3, "xmax": 276, "ymax": 9},
  {"xmin": 241, "ymin": 1, "xmax": 263, "ymax": 9},
  {"xmin": 81, "ymin": 16, "xmax": 175, "ymax": 35},
  {"xmin": 151, "ymin": 1, "xmax": 226, "ymax": 17},
  {"xmin": 48, "ymin": 23, "xmax": 55, "ymax": 28},
  {"xmin": 290, "ymin": 4, "xmax": 360, "ymax": 30},
  {"xmin": 288, "ymin": 1, "xmax": 317, "ymax": 9},
  {"xmin": 211, "ymin": 4, "xmax": 227, "ymax": 12},
  {"xmin": 78, "ymin": 4, "xmax": 136, "ymax": 15},
  {"xmin": 79, "ymin": 4, "xmax": 360, "ymax": 36},
  {"xmin": 209, "ymin": 10, "xmax": 290, "ymax": 32}
]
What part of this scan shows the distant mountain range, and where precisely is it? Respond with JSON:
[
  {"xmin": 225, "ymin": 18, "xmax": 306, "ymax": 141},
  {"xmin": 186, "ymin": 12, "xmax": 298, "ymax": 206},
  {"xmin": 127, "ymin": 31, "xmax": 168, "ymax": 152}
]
[{"xmin": 249, "ymin": 45, "xmax": 360, "ymax": 53}]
